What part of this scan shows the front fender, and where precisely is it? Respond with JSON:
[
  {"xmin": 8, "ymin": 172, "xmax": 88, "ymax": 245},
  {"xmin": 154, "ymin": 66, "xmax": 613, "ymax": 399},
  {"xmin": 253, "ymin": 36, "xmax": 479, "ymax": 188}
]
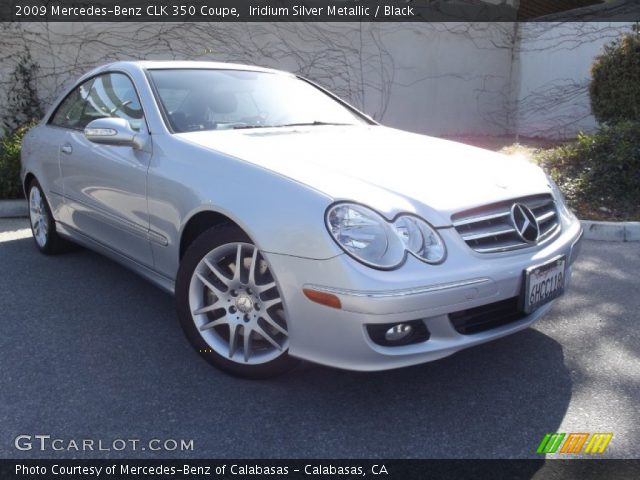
[{"xmin": 147, "ymin": 135, "xmax": 342, "ymax": 279}]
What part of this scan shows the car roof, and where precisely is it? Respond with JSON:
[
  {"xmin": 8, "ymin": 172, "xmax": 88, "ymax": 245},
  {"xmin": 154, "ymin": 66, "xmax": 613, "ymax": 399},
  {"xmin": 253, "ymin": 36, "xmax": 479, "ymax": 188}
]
[{"xmin": 92, "ymin": 60, "xmax": 289, "ymax": 76}]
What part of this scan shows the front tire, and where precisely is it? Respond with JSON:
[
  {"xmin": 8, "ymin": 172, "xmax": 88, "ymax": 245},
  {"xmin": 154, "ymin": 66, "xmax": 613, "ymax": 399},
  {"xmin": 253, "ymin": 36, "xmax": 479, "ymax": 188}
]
[
  {"xmin": 28, "ymin": 180, "xmax": 67, "ymax": 254},
  {"xmin": 176, "ymin": 225, "xmax": 298, "ymax": 379}
]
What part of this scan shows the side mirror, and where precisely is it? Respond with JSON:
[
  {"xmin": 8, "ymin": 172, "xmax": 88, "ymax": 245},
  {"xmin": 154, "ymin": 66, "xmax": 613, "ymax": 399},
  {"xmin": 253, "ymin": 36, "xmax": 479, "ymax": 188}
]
[{"xmin": 84, "ymin": 117, "xmax": 143, "ymax": 149}]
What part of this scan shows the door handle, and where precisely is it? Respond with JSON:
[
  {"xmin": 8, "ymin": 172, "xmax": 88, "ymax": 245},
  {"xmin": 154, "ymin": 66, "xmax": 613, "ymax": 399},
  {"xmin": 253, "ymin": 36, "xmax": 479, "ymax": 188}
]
[{"xmin": 60, "ymin": 143, "xmax": 73, "ymax": 154}]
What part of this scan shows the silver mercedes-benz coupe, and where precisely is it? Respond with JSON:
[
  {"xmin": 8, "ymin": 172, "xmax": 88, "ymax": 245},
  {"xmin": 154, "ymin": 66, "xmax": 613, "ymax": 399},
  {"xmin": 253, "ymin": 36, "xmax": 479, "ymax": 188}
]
[{"xmin": 21, "ymin": 61, "xmax": 583, "ymax": 378}]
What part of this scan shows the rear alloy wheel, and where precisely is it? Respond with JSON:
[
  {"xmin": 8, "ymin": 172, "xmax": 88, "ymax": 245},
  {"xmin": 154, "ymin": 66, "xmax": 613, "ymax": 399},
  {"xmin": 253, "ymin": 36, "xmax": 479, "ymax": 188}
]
[
  {"xmin": 28, "ymin": 180, "xmax": 66, "ymax": 254},
  {"xmin": 176, "ymin": 226, "xmax": 298, "ymax": 378}
]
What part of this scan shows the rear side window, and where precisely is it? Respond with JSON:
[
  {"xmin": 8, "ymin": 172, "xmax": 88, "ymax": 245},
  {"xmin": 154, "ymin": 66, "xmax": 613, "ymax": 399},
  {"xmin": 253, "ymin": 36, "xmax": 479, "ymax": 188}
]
[{"xmin": 49, "ymin": 73, "xmax": 144, "ymax": 131}]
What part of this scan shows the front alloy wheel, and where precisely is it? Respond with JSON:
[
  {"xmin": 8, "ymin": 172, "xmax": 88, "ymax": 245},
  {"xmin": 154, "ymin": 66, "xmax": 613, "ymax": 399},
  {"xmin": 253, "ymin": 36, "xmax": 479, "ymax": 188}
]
[{"xmin": 176, "ymin": 226, "xmax": 297, "ymax": 378}]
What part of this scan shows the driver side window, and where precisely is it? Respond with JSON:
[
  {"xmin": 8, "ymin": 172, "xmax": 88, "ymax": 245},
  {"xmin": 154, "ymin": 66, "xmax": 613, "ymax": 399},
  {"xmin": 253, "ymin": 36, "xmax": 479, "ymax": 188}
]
[
  {"xmin": 50, "ymin": 79, "xmax": 94, "ymax": 130},
  {"xmin": 84, "ymin": 73, "xmax": 144, "ymax": 131},
  {"xmin": 50, "ymin": 73, "xmax": 145, "ymax": 131}
]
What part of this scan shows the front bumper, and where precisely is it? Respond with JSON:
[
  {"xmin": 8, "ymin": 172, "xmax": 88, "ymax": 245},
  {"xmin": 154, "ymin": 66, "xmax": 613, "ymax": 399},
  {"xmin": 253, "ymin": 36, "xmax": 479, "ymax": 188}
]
[{"xmin": 264, "ymin": 219, "xmax": 583, "ymax": 371}]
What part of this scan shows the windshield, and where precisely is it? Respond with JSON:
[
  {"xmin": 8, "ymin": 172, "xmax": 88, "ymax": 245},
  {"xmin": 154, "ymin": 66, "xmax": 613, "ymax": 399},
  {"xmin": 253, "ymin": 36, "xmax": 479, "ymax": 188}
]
[{"xmin": 148, "ymin": 69, "xmax": 367, "ymax": 133}]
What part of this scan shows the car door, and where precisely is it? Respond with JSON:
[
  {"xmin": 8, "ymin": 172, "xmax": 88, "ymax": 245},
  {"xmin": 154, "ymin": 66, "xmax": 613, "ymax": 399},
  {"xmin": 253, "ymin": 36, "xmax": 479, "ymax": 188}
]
[{"xmin": 57, "ymin": 72, "xmax": 154, "ymax": 266}]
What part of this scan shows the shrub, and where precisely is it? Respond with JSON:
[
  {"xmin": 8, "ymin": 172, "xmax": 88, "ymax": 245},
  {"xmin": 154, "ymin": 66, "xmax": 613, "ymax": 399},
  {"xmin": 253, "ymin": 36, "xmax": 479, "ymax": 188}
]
[
  {"xmin": 0, "ymin": 51, "xmax": 42, "ymax": 199},
  {"xmin": 536, "ymin": 121, "xmax": 640, "ymax": 220},
  {"xmin": 589, "ymin": 24, "xmax": 640, "ymax": 124},
  {"xmin": 0, "ymin": 123, "xmax": 33, "ymax": 199}
]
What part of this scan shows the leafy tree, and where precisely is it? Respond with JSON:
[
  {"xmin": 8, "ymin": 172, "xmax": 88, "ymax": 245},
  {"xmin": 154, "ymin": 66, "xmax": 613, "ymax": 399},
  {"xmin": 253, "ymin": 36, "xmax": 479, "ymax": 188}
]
[{"xmin": 2, "ymin": 50, "xmax": 43, "ymax": 135}]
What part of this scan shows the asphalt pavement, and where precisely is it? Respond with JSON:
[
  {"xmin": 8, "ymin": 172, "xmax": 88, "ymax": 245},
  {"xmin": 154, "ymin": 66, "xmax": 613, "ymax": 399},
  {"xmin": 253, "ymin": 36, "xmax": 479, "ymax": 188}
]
[{"xmin": 1, "ymin": 218, "xmax": 639, "ymax": 459}]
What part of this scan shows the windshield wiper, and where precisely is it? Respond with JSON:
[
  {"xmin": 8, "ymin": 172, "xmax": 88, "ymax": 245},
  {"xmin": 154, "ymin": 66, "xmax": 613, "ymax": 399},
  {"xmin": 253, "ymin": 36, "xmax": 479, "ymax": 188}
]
[
  {"xmin": 232, "ymin": 121, "xmax": 355, "ymax": 130},
  {"xmin": 231, "ymin": 124, "xmax": 275, "ymax": 130},
  {"xmin": 274, "ymin": 121, "xmax": 355, "ymax": 128}
]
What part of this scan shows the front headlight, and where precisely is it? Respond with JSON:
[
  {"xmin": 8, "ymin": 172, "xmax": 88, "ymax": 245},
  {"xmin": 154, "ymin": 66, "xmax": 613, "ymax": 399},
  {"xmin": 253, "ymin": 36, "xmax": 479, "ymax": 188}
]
[
  {"xmin": 326, "ymin": 203, "xmax": 446, "ymax": 269},
  {"xmin": 392, "ymin": 215, "xmax": 447, "ymax": 264},
  {"xmin": 326, "ymin": 203, "xmax": 405, "ymax": 269}
]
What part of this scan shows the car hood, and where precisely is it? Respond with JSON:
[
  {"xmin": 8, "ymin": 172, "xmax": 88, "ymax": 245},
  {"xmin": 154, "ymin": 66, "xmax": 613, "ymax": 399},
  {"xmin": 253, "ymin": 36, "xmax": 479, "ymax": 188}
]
[{"xmin": 177, "ymin": 125, "xmax": 550, "ymax": 226}]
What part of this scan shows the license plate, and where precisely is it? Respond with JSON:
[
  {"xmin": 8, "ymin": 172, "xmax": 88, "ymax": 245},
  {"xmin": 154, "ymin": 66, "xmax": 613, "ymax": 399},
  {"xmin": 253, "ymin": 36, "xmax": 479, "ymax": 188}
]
[{"xmin": 522, "ymin": 256, "xmax": 566, "ymax": 314}]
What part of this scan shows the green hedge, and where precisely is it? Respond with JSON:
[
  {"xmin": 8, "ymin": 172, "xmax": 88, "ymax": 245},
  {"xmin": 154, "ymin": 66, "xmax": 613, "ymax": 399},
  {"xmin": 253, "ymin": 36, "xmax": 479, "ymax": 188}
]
[
  {"xmin": 0, "ymin": 123, "xmax": 32, "ymax": 199},
  {"xmin": 589, "ymin": 27, "xmax": 640, "ymax": 124},
  {"xmin": 536, "ymin": 121, "xmax": 640, "ymax": 220}
]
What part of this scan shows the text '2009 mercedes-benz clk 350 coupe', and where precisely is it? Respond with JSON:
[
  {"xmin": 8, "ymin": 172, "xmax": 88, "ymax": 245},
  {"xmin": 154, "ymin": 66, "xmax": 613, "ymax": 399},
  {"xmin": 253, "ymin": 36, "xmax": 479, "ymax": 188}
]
[{"xmin": 21, "ymin": 61, "xmax": 583, "ymax": 378}]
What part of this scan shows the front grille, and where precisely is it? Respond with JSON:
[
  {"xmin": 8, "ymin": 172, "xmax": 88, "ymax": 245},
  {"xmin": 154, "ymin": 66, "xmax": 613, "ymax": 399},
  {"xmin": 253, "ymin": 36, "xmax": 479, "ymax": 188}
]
[
  {"xmin": 452, "ymin": 194, "xmax": 561, "ymax": 253},
  {"xmin": 449, "ymin": 297, "xmax": 526, "ymax": 335}
]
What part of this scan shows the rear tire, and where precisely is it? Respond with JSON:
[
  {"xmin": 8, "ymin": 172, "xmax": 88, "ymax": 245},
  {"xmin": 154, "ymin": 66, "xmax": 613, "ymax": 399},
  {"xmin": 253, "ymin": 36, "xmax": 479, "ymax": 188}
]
[
  {"xmin": 176, "ymin": 225, "xmax": 298, "ymax": 379},
  {"xmin": 27, "ymin": 180, "xmax": 69, "ymax": 254}
]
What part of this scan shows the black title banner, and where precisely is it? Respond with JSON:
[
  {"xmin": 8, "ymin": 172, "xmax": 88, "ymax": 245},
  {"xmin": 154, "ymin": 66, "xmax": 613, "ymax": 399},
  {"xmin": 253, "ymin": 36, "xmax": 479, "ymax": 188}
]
[
  {"xmin": 3, "ymin": 0, "xmax": 640, "ymax": 22},
  {"xmin": 1, "ymin": 459, "xmax": 640, "ymax": 480}
]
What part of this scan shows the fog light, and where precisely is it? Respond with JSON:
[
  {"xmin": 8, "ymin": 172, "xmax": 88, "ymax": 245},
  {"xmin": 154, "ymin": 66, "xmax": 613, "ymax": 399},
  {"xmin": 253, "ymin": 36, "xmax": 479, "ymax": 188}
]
[
  {"xmin": 384, "ymin": 324, "xmax": 413, "ymax": 342},
  {"xmin": 366, "ymin": 320, "xmax": 429, "ymax": 347}
]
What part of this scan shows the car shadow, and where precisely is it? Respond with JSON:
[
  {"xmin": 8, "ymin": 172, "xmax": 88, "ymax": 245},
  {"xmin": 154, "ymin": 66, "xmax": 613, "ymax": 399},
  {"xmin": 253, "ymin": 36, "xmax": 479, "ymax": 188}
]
[
  {"xmin": 1, "ymin": 234, "xmax": 571, "ymax": 466},
  {"xmin": 276, "ymin": 327, "xmax": 570, "ymax": 459}
]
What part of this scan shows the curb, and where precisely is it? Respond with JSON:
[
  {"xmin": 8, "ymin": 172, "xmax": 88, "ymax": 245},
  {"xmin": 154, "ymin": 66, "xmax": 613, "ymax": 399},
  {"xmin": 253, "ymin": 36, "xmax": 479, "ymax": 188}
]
[
  {"xmin": 581, "ymin": 220, "xmax": 640, "ymax": 242},
  {"xmin": 1, "ymin": 201, "xmax": 638, "ymax": 242},
  {"xmin": 0, "ymin": 199, "xmax": 27, "ymax": 218}
]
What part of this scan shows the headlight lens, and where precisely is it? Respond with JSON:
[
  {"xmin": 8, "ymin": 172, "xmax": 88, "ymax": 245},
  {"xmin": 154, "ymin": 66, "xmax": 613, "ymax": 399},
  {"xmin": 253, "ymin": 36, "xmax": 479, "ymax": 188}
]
[
  {"xmin": 326, "ymin": 203, "xmax": 446, "ymax": 269},
  {"xmin": 393, "ymin": 215, "xmax": 446, "ymax": 264},
  {"xmin": 326, "ymin": 203, "xmax": 405, "ymax": 268}
]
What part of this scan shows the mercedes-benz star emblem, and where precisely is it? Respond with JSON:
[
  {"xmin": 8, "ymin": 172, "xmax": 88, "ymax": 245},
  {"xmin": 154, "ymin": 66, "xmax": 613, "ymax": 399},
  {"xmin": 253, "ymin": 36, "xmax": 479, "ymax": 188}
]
[
  {"xmin": 235, "ymin": 295, "xmax": 254, "ymax": 314},
  {"xmin": 510, "ymin": 203, "xmax": 540, "ymax": 243}
]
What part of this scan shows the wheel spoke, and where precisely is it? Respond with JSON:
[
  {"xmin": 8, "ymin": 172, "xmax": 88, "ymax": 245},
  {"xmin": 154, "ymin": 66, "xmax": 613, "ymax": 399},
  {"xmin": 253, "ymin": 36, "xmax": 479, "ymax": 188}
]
[
  {"xmin": 192, "ymin": 303, "xmax": 220, "ymax": 315},
  {"xmin": 228, "ymin": 324, "xmax": 239, "ymax": 358},
  {"xmin": 200, "ymin": 317, "xmax": 226, "ymax": 331},
  {"xmin": 243, "ymin": 327, "xmax": 252, "ymax": 362},
  {"xmin": 257, "ymin": 281, "xmax": 276, "ymax": 295},
  {"xmin": 203, "ymin": 258, "xmax": 231, "ymax": 288},
  {"xmin": 255, "ymin": 325, "xmax": 282, "ymax": 351},
  {"xmin": 233, "ymin": 244, "xmax": 243, "ymax": 282},
  {"xmin": 262, "ymin": 315, "xmax": 288, "ymax": 336},
  {"xmin": 261, "ymin": 298, "xmax": 282, "ymax": 310},
  {"xmin": 248, "ymin": 247, "xmax": 259, "ymax": 286},
  {"xmin": 196, "ymin": 272, "xmax": 225, "ymax": 297}
]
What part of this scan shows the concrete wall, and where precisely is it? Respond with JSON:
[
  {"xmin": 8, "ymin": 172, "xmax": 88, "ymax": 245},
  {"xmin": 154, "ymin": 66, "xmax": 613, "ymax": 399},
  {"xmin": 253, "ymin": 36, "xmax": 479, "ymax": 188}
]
[
  {"xmin": 514, "ymin": 22, "xmax": 632, "ymax": 138},
  {"xmin": 0, "ymin": 21, "xmax": 633, "ymax": 139},
  {"xmin": 0, "ymin": 22, "xmax": 515, "ymax": 137}
]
